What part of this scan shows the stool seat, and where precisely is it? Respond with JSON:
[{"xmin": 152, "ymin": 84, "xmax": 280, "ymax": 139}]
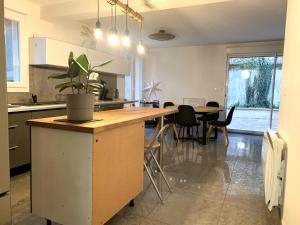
[{"xmin": 144, "ymin": 139, "xmax": 160, "ymax": 149}]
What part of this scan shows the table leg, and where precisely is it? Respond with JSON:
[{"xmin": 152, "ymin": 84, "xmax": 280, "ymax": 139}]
[
  {"xmin": 202, "ymin": 113, "xmax": 207, "ymax": 145},
  {"xmin": 159, "ymin": 116, "xmax": 164, "ymax": 165}
]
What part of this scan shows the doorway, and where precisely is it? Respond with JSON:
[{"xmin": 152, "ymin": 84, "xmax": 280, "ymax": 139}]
[{"xmin": 226, "ymin": 55, "xmax": 283, "ymax": 133}]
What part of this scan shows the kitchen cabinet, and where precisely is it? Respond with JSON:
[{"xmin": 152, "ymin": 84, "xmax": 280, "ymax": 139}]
[
  {"xmin": 27, "ymin": 107, "xmax": 176, "ymax": 225},
  {"xmin": 29, "ymin": 37, "xmax": 130, "ymax": 75},
  {"xmin": 8, "ymin": 108, "xmax": 66, "ymax": 169},
  {"xmin": 8, "ymin": 112, "xmax": 31, "ymax": 169}
]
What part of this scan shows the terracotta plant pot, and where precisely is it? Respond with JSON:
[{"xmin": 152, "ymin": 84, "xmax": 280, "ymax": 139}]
[{"xmin": 66, "ymin": 94, "xmax": 94, "ymax": 121}]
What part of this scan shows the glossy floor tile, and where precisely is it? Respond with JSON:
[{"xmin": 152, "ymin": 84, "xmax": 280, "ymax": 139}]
[{"xmin": 12, "ymin": 130, "xmax": 281, "ymax": 225}]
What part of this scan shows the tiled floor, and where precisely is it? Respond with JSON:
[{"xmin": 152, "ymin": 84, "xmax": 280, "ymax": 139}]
[{"xmin": 11, "ymin": 130, "xmax": 281, "ymax": 225}]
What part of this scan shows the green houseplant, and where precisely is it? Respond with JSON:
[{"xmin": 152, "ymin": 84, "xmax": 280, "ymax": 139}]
[{"xmin": 49, "ymin": 52, "xmax": 112, "ymax": 121}]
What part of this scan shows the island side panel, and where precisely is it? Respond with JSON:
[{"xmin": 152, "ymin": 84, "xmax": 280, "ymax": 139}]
[
  {"xmin": 92, "ymin": 122, "xmax": 145, "ymax": 225},
  {"xmin": 31, "ymin": 127, "xmax": 93, "ymax": 225}
]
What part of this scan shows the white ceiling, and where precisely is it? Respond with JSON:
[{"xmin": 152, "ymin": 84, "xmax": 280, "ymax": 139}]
[{"xmin": 28, "ymin": 0, "xmax": 287, "ymax": 48}]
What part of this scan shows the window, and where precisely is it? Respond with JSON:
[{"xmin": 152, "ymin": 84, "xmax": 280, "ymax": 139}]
[
  {"xmin": 4, "ymin": 18, "xmax": 21, "ymax": 83},
  {"xmin": 226, "ymin": 55, "xmax": 282, "ymax": 133},
  {"xmin": 4, "ymin": 9, "xmax": 29, "ymax": 92}
]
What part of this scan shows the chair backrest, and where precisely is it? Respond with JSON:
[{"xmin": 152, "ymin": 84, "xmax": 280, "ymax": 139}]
[
  {"xmin": 163, "ymin": 102, "xmax": 176, "ymax": 122},
  {"xmin": 153, "ymin": 100, "xmax": 160, "ymax": 108},
  {"xmin": 163, "ymin": 102, "xmax": 175, "ymax": 108},
  {"xmin": 206, "ymin": 101, "xmax": 220, "ymax": 121},
  {"xmin": 176, "ymin": 105, "xmax": 197, "ymax": 126},
  {"xmin": 206, "ymin": 101, "xmax": 219, "ymax": 107},
  {"xmin": 183, "ymin": 98, "xmax": 205, "ymax": 107},
  {"xmin": 225, "ymin": 106, "xmax": 235, "ymax": 126},
  {"xmin": 148, "ymin": 124, "xmax": 170, "ymax": 148}
]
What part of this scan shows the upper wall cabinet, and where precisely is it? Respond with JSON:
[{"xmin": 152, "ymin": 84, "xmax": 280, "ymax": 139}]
[{"xmin": 29, "ymin": 37, "xmax": 130, "ymax": 75}]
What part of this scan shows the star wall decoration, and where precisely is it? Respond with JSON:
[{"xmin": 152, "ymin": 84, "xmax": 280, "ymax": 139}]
[{"xmin": 143, "ymin": 80, "xmax": 162, "ymax": 101}]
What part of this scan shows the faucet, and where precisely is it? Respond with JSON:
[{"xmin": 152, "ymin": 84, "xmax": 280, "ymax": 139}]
[{"xmin": 31, "ymin": 94, "xmax": 38, "ymax": 104}]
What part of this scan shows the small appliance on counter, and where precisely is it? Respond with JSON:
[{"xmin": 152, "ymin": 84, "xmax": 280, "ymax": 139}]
[{"xmin": 99, "ymin": 80, "xmax": 110, "ymax": 100}]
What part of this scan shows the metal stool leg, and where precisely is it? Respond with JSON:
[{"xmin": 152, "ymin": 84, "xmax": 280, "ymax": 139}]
[
  {"xmin": 150, "ymin": 150, "xmax": 173, "ymax": 193},
  {"xmin": 144, "ymin": 162, "xmax": 164, "ymax": 203}
]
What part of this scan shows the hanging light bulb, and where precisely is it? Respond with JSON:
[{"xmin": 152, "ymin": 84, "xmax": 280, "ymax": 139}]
[
  {"xmin": 109, "ymin": 30, "xmax": 120, "ymax": 46},
  {"xmin": 94, "ymin": 0, "xmax": 102, "ymax": 39},
  {"xmin": 122, "ymin": 32, "xmax": 130, "ymax": 47},
  {"xmin": 137, "ymin": 40, "xmax": 145, "ymax": 55},
  {"xmin": 108, "ymin": 3, "xmax": 120, "ymax": 46},
  {"xmin": 122, "ymin": 0, "xmax": 131, "ymax": 47},
  {"xmin": 137, "ymin": 21, "xmax": 145, "ymax": 55}
]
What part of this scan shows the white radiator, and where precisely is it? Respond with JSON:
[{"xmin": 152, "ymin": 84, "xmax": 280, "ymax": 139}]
[{"xmin": 262, "ymin": 129, "xmax": 286, "ymax": 211}]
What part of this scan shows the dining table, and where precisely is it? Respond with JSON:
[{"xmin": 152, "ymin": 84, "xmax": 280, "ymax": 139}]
[{"xmin": 167, "ymin": 105, "xmax": 225, "ymax": 145}]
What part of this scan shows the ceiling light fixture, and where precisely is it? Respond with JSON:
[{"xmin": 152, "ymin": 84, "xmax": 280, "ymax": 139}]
[
  {"xmin": 137, "ymin": 21, "xmax": 145, "ymax": 55},
  {"xmin": 94, "ymin": 0, "xmax": 103, "ymax": 39},
  {"xmin": 108, "ymin": 3, "xmax": 120, "ymax": 46},
  {"xmin": 122, "ymin": 0, "xmax": 131, "ymax": 47}
]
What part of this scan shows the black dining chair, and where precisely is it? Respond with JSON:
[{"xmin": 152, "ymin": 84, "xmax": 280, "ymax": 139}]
[
  {"xmin": 176, "ymin": 105, "xmax": 200, "ymax": 139},
  {"xmin": 206, "ymin": 101, "xmax": 220, "ymax": 139},
  {"xmin": 207, "ymin": 106, "xmax": 235, "ymax": 146},
  {"xmin": 163, "ymin": 102, "xmax": 178, "ymax": 141}
]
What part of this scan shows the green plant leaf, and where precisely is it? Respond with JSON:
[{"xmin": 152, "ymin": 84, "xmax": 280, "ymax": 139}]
[
  {"xmin": 73, "ymin": 82, "xmax": 84, "ymax": 90},
  {"xmin": 48, "ymin": 74, "xmax": 69, "ymax": 79},
  {"xmin": 87, "ymin": 83, "xmax": 103, "ymax": 90},
  {"xmin": 73, "ymin": 54, "xmax": 89, "ymax": 74},
  {"xmin": 92, "ymin": 59, "xmax": 112, "ymax": 69},
  {"xmin": 67, "ymin": 63, "xmax": 80, "ymax": 78}
]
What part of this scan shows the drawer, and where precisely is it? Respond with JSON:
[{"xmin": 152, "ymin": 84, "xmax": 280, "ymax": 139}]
[
  {"xmin": 8, "ymin": 112, "xmax": 31, "ymax": 122},
  {"xmin": 8, "ymin": 120, "xmax": 30, "ymax": 168},
  {"xmin": 31, "ymin": 109, "xmax": 66, "ymax": 119}
]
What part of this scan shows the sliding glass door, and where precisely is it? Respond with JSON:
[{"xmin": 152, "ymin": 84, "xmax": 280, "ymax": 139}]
[{"xmin": 226, "ymin": 55, "xmax": 282, "ymax": 133}]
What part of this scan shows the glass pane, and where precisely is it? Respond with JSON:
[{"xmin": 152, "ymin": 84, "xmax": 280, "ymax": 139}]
[
  {"xmin": 227, "ymin": 57, "xmax": 275, "ymax": 132},
  {"xmin": 271, "ymin": 56, "xmax": 283, "ymax": 131},
  {"xmin": 4, "ymin": 18, "xmax": 20, "ymax": 83}
]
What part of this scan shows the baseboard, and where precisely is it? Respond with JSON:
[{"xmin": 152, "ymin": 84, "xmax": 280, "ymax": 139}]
[{"xmin": 10, "ymin": 164, "xmax": 31, "ymax": 177}]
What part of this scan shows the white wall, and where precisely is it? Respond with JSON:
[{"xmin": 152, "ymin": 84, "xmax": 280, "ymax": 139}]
[
  {"xmin": 278, "ymin": 1, "xmax": 300, "ymax": 225},
  {"xmin": 144, "ymin": 45, "xmax": 228, "ymax": 105}
]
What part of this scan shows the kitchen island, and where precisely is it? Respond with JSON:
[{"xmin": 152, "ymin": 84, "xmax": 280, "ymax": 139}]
[{"xmin": 26, "ymin": 107, "xmax": 177, "ymax": 225}]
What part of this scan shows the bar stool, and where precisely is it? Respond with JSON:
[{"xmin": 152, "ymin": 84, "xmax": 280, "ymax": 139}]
[{"xmin": 144, "ymin": 124, "xmax": 173, "ymax": 203}]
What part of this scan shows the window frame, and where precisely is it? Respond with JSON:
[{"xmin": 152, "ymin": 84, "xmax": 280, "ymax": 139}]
[{"xmin": 5, "ymin": 9, "xmax": 29, "ymax": 92}]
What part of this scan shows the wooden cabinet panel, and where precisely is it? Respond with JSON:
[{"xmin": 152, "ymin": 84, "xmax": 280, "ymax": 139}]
[{"xmin": 92, "ymin": 122, "xmax": 144, "ymax": 225}]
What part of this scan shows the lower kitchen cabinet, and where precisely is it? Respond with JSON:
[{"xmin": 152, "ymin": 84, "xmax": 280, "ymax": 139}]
[
  {"xmin": 8, "ymin": 112, "xmax": 31, "ymax": 169},
  {"xmin": 8, "ymin": 108, "xmax": 66, "ymax": 170}
]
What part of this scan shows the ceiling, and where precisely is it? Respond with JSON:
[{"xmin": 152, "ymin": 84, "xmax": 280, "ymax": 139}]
[{"xmin": 27, "ymin": 0, "xmax": 287, "ymax": 48}]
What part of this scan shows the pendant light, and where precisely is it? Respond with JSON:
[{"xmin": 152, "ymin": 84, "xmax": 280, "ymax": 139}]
[
  {"xmin": 94, "ymin": 0, "xmax": 102, "ymax": 39},
  {"xmin": 122, "ymin": 0, "xmax": 131, "ymax": 47},
  {"xmin": 108, "ymin": 3, "xmax": 120, "ymax": 46},
  {"xmin": 137, "ymin": 21, "xmax": 145, "ymax": 55}
]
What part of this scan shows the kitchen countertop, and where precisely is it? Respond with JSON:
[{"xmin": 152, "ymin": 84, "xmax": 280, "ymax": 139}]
[
  {"xmin": 26, "ymin": 107, "xmax": 178, "ymax": 134},
  {"xmin": 8, "ymin": 100, "xmax": 137, "ymax": 113}
]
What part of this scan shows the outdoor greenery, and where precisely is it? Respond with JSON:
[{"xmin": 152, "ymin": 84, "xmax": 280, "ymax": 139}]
[
  {"xmin": 48, "ymin": 52, "xmax": 112, "ymax": 94},
  {"xmin": 229, "ymin": 57, "xmax": 281, "ymax": 109}
]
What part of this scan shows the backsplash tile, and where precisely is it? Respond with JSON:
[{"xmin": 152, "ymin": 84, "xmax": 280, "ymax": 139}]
[{"xmin": 7, "ymin": 66, "xmax": 117, "ymax": 103}]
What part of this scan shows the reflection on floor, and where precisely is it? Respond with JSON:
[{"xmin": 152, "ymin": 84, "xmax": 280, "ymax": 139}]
[{"xmin": 12, "ymin": 131, "xmax": 281, "ymax": 225}]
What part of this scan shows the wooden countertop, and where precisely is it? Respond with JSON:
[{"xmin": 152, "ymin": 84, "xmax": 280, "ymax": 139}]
[{"xmin": 26, "ymin": 107, "xmax": 178, "ymax": 134}]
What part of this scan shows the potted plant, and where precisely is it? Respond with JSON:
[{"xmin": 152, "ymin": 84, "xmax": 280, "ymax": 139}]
[{"xmin": 49, "ymin": 52, "xmax": 112, "ymax": 121}]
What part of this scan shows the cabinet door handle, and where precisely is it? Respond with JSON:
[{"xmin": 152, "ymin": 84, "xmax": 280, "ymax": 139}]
[
  {"xmin": 9, "ymin": 145, "xmax": 20, "ymax": 151},
  {"xmin": 9, "ymin": 125, "xmax": 18, "ymax": 129}
]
